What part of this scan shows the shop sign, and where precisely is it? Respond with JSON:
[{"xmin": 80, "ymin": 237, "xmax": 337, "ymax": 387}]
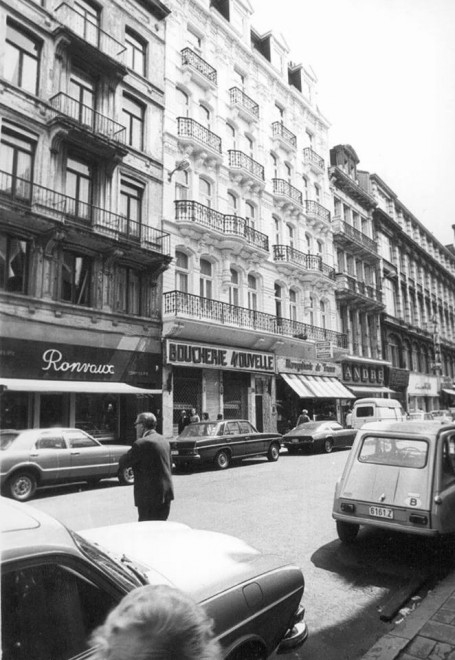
[
  {"xmin": 277, "ymin": 356, "xmax": 339, "ymax": 377},
  {"xmin": 342, "ymin": 362, "xmax": 384, "ymax": 385},
  {"xmin": 408, "ymin": 373, "xmax": 439, "ymax": 397},
  {"xmin": 165, "ymin": 340, "xmax": 275, "ymax": 373},
  {"xmin": 316, "ymin": 341, "xmax": 333, "ymax": 359},
  {"xmin": 387, "ymin": 367, "xmax": 410, "ymax": 390}
]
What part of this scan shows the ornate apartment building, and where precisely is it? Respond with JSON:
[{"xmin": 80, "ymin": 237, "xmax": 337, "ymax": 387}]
[
  {"xmin": 161, "ymin": 0, "xmax": 353, "ymax": 436},
  {"xmin": 0, "ymin": 0, "xmax": 171, "ymax": 441}
]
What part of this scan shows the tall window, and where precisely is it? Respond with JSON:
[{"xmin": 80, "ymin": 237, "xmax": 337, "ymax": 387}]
[
  {"xmin": 60, "ymin": 251, "xmax": 92, "ymax": 306},
  {"xmin": 5, "ymin": 22, "xmax": 40, "ymax": 95},
  {"xmin": 199, "ymin": 177, "xmax": 212, "ymax": 207},
  {"xmin": 176, "ymin": 88, "xmax": 189, "ymax": 117},
  {"xmin": 314, "ymin": 183, "xmax": 320, "ymax": 202},
  {"xmin": 248, "ymin": 274, "xmax": 257, "ymax": 310},
  {"xmin": 116, "ymin": 266, "xmax": 142, "ymax": 315},
  {"xmin": 320, "ymin": 300, "xmax": 327, "ymax": 328},
  {"xmin": 229, "ymin": 268, "xmax": 239, "ymax": 306},
  {"xmin": 302, "ymin": 175, "xmax": 308, "ymax": 199},
  {"xmin": 187, "ymin": 27, "xmax": 201, "ymax": 52},
  {"xmin": 289, "ymin": 289, "xmax": 297, "ymax": 321},
  {"xmin": 120, "ymin": 178, "xmax": 142, "ymax": 238},
  {"xmin": 227, "ymin": 192, "xmax": 237, "ymax": 215},
  {"xmin": 305, "ymin": 233, "xmax": 312, "ymax": 254},
  {"xmin": 245, "ymin": 201, "xmax": 255, "ymax": 228},
  {"xmin": 233, "ymin": 69, "xmax": 245, "ymax": 89},
  {"xmin": 73, "ymin": 0, "xmax": 100, "ymax": 46},
  {"xmin": 274, "ymin": 217, "xmax": 280, "ymax": 244},
  {"xmin": 285, "ymin": 163, "xmax": 292, "ymax": 183},
  {"xmin": 316, "ymin": 240, "xmax": 323, "ymax": 256},
  {"xmin": 175, "ymin": 251, "xmax": 189, "ymax": 292},
  {"xmin": 245, "ymin": 135, "xmax": 254, "ymax": 158},
  {"xmin": 271, "ymin": 153, "xmax": 278, "ymax": 178},
  {"xmin": 226, "ymin": 123, "xmax": 236, "ymax": 149},
  {"xmin": 175, "ymin": 169, "xmax": 189, "ymax": 201},
  {"xmin": 199, "ymin": 104, "xmax": 210, "ymax": 128},
  {"xmin": 275, "ymin": 102, "xmax": 284, "ymax": 122},
  {"xmin": 274, "ymin": 283, "xmax": 282, "ymax": 318},
  {"xmin": 308, "ymin": 295, "xmax": 314, "ymax": 325},
  {"xmin": 0, "ymin": 234, "xmax": 30, "ymax": 293},
  {"xmin": 125, "ymin": 28, "xmax": 146, "ymax": 76},
  {"xmin": 287, "ymin": 224, "xmax": 294, "ymax": 248},
  {"xmin": 1, "ymin": 125, "xmax": 35, "ymax": 200},
  {"xmin": 122, "ymin": 95, "xmax": 144, "ymax": 150},
  {"xmin": 66, "ymin": 156, "xmax": 91, "ymax": 219},
  {"xmin": 69, "ymin": 69, "xmax": 95, "ymax": 125},
  {"xmin": 199, "ymin": 259, "xmax": 212, "ymax": 298}
]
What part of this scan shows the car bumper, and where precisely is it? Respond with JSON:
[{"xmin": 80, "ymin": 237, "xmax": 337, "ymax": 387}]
[
  {"xmin": 277, "ymin": 605, "xmax": 308, "ymax": 652},
  {"xmin": 172, "ymin": 454, "xmax": 201, "ymax": 465},
  {"xmin": 332, "ymin": 510, "xmax": 439, "ymax": 536}
]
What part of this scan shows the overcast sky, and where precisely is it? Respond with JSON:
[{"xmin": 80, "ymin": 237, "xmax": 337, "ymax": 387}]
[{"xmin": 250, "ymin": 0, "xmax": 455, "ymax": 249}]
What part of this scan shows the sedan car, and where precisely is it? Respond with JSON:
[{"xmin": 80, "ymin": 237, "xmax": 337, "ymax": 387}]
[
  {"xmin": 1, "ymin": 498, "xmax": 308, "ymax": 659},
  {"xmin": 171, "ymin": 419, "xmax": 282, "ymax": 470},
  {"xmin": 282, "ymin": 421, "xmax": 357, "ymax": 454},
  {"xmin": 0, "ymin": 427, "xmax": 133, "ymax": 502}
]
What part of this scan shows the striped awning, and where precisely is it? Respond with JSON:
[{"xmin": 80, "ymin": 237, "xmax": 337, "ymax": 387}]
[
  {"xmin": 0, "ymin": 378, "xmax": 160, "ymax": 395},
  {"xmin": 281, "ymin": 373, "xmax": 355, "ymax": 399}
]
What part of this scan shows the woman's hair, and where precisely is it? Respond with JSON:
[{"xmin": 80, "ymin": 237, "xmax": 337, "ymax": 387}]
[{"xmin": 91, "ymin": 584, "xmax": 223, "ymax": 660}]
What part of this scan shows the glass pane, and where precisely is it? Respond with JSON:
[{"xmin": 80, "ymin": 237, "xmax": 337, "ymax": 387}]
[
  {"xmin": 128, "ymin": 270, "xmax": 140, "ymax": 314},
  {"xmin": 21, "ymin": 54, "xmax": 38, "ymax": 94},
  {"xmin": 4, "ymin": 43, "xmax": 20, "ymax": 86}
]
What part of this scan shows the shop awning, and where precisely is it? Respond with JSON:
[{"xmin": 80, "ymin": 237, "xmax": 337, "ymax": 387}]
[
  {"xmin": 0, "ymin": 378, "xmax": 161, "ymax": 395},
  {"xmin": 281, "ymin": 374, "xmax": 355, "ymax": 399},
  {"xmin": 348, "ymin": 385, "xmax": 396, "ymax": 396},
  {"xmin": 442, "ymin": 389, "xmax": 455, "ymax": 397}
]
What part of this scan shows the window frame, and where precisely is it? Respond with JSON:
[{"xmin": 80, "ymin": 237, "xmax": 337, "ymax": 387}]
[{"xmin": 5, "ymin": 20, "xmax": 41, "ymax": 95}]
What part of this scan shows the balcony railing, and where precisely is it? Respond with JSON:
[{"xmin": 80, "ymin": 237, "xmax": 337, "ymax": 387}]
[
  {"xmin": 272, "ymin": 179, "xmax": 303, "ymax": 206},
  {"xmin": 229, "ymin": 87, "xmax": 259, "ymax": 118},
  {"xmin": 54, "ymin": 3, "xmax": 126, "ymax": 62},
  {"xmin": 49, "ymin": 93, "xmax": 127, "ymax": 144},
  {"xmin": 164, "ymin": 290, "xmax": 347, "ymax": 348},
  {"xmin": 271, "ymin": 121, "xmax": 297, "ymax": 148},
  {"xmin": 228, "ymin": 150, "xmax": 264, "ymax": 180},
  {"xmin": 175, "ymin": 200, "xmax": 269, "ymax": 251},
  {"xmin": 181, "ymin": 47, "xmax": 217, "ymax": 85},
  {"xmin": 273, "ymin": 245, "xmax": 335, "ymax": 279},
  {"xmin": 177, "ymin": 117, "xmax": 222, "ymax": 153},
  {"xmin": 333, "ymin": 219, "xmax": 377, "ymax": 253},
  {"xmin": 0, "ymin": 171, "xmax": 170, "ymax": 255},
  {"xmin": 303, "ymin": 147, "xmax": 324, "ymax": 170},
  {"xmin": 339, "ymin": 273, "xmax": 382, "ymax": 303},
  {"xmin": 304, "ymin": 200, "xmax": 331, "ymax": 223}
]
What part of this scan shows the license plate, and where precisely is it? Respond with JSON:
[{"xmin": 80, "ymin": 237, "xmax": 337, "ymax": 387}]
[
  {"xmin": 369, "ymin": 506, "xmax": 393, "ymax": 519},
  {"xmin": 171, "ymin": 450, "xmax": 178, "ymax": 456},
  {"xmin": 292, "ymin": 438, "xmax": 299, "ymax": 444}
]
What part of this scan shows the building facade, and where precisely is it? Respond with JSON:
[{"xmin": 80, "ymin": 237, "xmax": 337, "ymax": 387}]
[
  {"xmin": 161, "ymin": 0, "xmax": 352, "ymax": 437},
  {"xmin": 0, "ymin": 0, "xmax": 171, "ymax": 442}
]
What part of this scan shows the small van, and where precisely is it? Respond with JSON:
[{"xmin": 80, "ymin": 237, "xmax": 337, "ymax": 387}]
[{"xmin": 351, "ymin": 398, "xmax": 406, "ymax": 429}]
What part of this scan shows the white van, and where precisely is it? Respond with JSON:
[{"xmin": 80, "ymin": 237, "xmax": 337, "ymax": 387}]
[{"xmin": 351, "ymin": 398, "xmax": 406, "ymax": 429}]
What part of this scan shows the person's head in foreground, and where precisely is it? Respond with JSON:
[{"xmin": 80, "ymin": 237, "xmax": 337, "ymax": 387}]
[{"xmin": 91, "ymin": 584, "xmax": 223, "ymax": 660}]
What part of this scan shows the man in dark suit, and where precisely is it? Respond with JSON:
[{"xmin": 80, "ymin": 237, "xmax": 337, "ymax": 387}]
[{"xmin": 125, "ymin": 412, "xmax": 174, "ymax": 522}]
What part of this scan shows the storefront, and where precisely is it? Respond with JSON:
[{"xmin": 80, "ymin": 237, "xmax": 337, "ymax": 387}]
[
  {"xmin": 277, "ymin": 356, "xmax": 354, "ymax": 429},
  {"xmin": 385, "ymin": 367, "xmax": 410, "ymax": 410},
  {"xmin": 163, "ymin": 339, "xmax": 275, "ymax": 436},
  {"xmin": 341, "ymin": 358, "xmax": 394, "ymax": 400},
  {"xmin": 0, "ymin": 338, "xmax": 162, "ymax": 443},
  {"xmin": 407, "ymin": 373, "xmax": 440, "ymax": 412}
]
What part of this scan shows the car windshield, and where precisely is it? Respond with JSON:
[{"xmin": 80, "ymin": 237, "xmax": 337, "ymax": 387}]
[
  {"xmin": 358, "ymin": 435, "xmax": 428, "ymax": 468},
  {"xmin": 179, "ymin": 423, "xmax": 219, "ymax": 438},
  {"xmin": 0, "ymin": 432, "xmax": 20, "ymax": 450}
]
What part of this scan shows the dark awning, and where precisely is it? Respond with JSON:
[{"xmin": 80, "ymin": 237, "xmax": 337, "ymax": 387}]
[
  {"xmin": 281, "ymin": 374, "xmax": 355, "ymax": 399},
  {"xmin": 0, "ymin": 378, "xmax": 160, "ymax": 395},
  {"xmin": 442, "ymin": 389, "xmax": 455, "ymax": 397},
  {"xmin": 348, "ymin": 385, "xmax": 396, "ymax": 396}
]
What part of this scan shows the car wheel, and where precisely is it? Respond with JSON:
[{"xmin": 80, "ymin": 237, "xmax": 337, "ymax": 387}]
[
  {"xmin": 214, "ymin": 450, "xmax": 230, "ymax": 470},
  {"xmin": 336, "ymin": 520, "xmax": 359, "ymax": 543},
  {"xmin": 7, "ymin": 471, "xmax": 37, "ymax": 502},
  {"xmin": 267, "ymin": 442, "xmax": 280, "ymax": 462},
  {"xmin": 323, "ymin": 438, "xmax": 334, "ymax": 454},
  {"xmin": 118, "ymin": 465, "xmax": 134, "ymax": 485}
]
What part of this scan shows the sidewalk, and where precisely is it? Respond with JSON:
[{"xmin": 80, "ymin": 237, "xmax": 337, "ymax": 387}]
[{"xmin": 363, "ymin": 572, "xmax": 455, "ymax": 660}]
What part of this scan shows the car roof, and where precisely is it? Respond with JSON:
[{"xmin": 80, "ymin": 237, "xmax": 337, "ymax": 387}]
[{"xmin": 359, "ymin": 420, "xmax": 455, "ymax": 437}]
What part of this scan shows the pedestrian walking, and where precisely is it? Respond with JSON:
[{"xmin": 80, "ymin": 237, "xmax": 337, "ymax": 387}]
[
  {"xmin": 178, "ymin": 409, "xmax": 190, "ymax": 434},
  {"xmin": 296, "ymin": 409, "xmax": 310, "ymax": 425},
  {"xmin": 345, "ymin": 408, "xmax": 353, "ymax": 428},
  {"xmin": 124, "ymin": 412, "xmax": 174, "ymax": 522},
  {"xmin": 189, "ymin": 407, "xmax": 200, "ymax": 423}
]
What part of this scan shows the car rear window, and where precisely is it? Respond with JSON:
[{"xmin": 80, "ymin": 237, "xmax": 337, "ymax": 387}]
[
  {"xmin": 358, "ymin": 435, "xmax": 428, "ymax": 468},
  {"xmin": 355, "ymin": 406, "xmax": 374, "ymax": 418},
  {"xmin": 0, "ymin": 432, "xmax": 20, "ymax": 450}
]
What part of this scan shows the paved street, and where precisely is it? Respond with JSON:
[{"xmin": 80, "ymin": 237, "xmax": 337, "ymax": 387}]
[{"xmin": 30, "ymin": 448, "xmax": 455, "ymax": 659}]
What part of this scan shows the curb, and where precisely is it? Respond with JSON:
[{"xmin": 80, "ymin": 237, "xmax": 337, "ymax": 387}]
[{"xmin": 362, "ymin": 572, "xmax": 455, "ymax": 660}]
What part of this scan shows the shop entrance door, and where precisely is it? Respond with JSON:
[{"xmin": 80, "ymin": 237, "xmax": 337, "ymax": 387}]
[
  {"xmin": 40, "ymin": 394, "xmax": 68, "ymax": 427},
  {"xmin": 255, "ymin": 395, "xmax": 263, "ymax": 431}
]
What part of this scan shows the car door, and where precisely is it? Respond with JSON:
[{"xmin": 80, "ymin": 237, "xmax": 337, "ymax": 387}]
[
  {"xmin": 63, "ymin": 430, "xmax": 113, "ymax": 481},
  {"xmin": 328, "ymin": 423, "xmax": 355, "ymax": 449},
  {"xmin": 238, "ymin": 420, "xmax": 264, "ymax": 456},
  {"xmin": 32, "ymin": 432, "xmax": 71, "ymax": 485},
  {"xmin": 224, "ymin": 421, "xmax": 246, "ymax": 459},
  {"xmin": 433, "ymin": 431, "xmax": 455, "ymax": 534}
]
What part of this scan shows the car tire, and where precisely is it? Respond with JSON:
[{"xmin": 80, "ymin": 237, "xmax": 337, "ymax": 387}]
[
  {"xmin": 7, "ymin": 471, "xmax": 37, "ymax": 502},
  {"xmin": 267, "ymin": 442, "xmax": 280, "ymax": 462},
  {"xmin": 118, "ymin": 465, "xmax": 134, "ymax": 485},
  {"xmin": 214, "ymin": 449, "xmax": 230, "ymax": 470},
  {"xmin": 323, "ymin": 438, "xmax": 334, "ymax": 454},
  {"xmin": 336, "ymin": 520, "xmax": 359, "ymax": 543}
]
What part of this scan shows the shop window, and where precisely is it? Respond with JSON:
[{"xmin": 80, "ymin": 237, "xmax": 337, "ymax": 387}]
[
  {"xmin": 175, "ymin": 250, "xmax": 189, "ymax": 293},
  {"xmin": 248, "ymin": 274, "xmax": 257, "ymax": 311},
  {"xmin": 75, "ymin": 394, "xmax": 118, "ymax": 442},
  {"xmin": 199, "ymin": 258, "xmax": 212, "ymax": 299},
  {"xmin": 0, "ymin": 234, "xmax": 30, "ymax": 293},
  {"xmin": 0, "ymin": 391, "xmax": 29, "ymax": 428},
  {"xmin": 65, "ymin": 156, "xmax": 92, "ymax": 220},
  {"xmin": 120, "ymin": 177, "xmax": 142, "ymax": 238},
  {"xmin": 60, "ymin": 250, "xmax": 92, "ymax": 306},
  {"xmin": 68, "ymin": 68, "xmax": 95, "ymax": 126},
  {"xmin": 122, "ymin": 94, "xmax": 144, "ymax": 150},
  {"xmin": 229, "ymin": 268, "xmax": 239, "ymax": 306},
  {"xmin": 116, "ymin": 265, "xmax": 142, "ymax": 315},
  {"xmin": 125, "ymin": 28, "xmax": 146, "ymax": 76},
  {"xmin": 73, "ymin": 0, "xmax": 100, "ymax": 46},
  {"xmin": 5, "ymin": 21, "xmax": 41, "ymax": 95},
  {"xmin": 1, "ymin": 124, "xmax": 35, "ymax": 201}
]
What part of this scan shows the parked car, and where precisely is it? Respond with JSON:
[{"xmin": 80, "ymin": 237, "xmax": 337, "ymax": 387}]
[
  {"xmin": 407, "ymin": 411, "xmax": 435, "ymax": 421},
  {"xmin": 171, "ymin": 419, "xmax": 282, "ymax": 470},
  {"xmin": 333, "ymin": 421, "xmax": 455, "ymax": 543},
  {"xmin": 282, "ymin": 421, "xmax": 357, "ymax": 454},
  {"xmin": 431, "ymin": 410, "xmax": 453, "ymax": 423},
  {"xmin": 1, "ymin": 498, "xmax": 308, "ymax": 659},
  {"xmin": 350, "ymin": 397, "xmax": 406, "ymax": 429},
  {"xmin": 0, "ymin": 427, "xmax": 133, "ymax": 502}
]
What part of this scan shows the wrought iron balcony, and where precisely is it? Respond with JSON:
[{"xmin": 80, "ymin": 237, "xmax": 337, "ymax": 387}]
[
  {"xmin": 304, "ymin": 200, "xmax": 331, "ymax": 224},
  {"xmin": 272, "ymin": 179, "xmax": 303, "ymax": 207},
  {"xmin": 335, "ymin": 272, "xmax": 383, "ymax": 308},
  {"xmin": 0, "ymin": 170, "xmax": 170, "ymax": 255},
  {"xmin": 175, "ymin": 200, "xmax": 269, "ymax": 252},
  {"xmin": 273, "ymin": 245, "xmax": 335, "ymax": 279},
  {"xmin": 181, "ymin": 47, "xmax": 217, "ymax": 86},
  {"xmin": 54, "ymin": 3, "xmax": 126, "ymax": 64},
  {"xmin": 177, "ymin": 117, "xmax": 222, "ymax": 154},
  {"xmin": 49, "ymin": 93, "xmax": 126, "ymax": 144},
  {"xmin": 229, "ymin": 87, "xmax": 259, "ymax": 119},
  {"xmin": 332, "ymin": 218, "xmax": 377, "ymax": 256},
  {"xmin": 228, "ymin": 150, "xmax": 264, "ymax": 181},
  {"xmin": 303, "ymin": 147, "xmax": 325, "ymax": 172},
  {"xmin": 164, "ymin": 290, "xmax": 348, "ymax": 348},
  {"xmin": 271, "ymin": 121, "xmax": 297, "ymax": 149}
]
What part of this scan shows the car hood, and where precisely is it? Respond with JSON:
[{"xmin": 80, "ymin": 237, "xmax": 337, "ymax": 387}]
[{"xmin": 81, "ymin": 522, "xmax": 288, "ymax": 602}]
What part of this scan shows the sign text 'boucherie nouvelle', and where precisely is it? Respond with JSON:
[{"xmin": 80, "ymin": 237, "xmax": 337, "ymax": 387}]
[{"xmin": 166, "ymin": 341, "xmax": 275, "ymax": 373}]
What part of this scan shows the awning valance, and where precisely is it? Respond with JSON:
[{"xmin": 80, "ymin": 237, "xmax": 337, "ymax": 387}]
[
  {"xmin": 348, "ymin": 385, "xmax": 396, "ymax": 396},
  {"xmin": 281, "ymin": 374, "xmax": 355, "ymax": 399},
  {"xmin": 0, "ymin": 378, "xmax": 161, "ymax": 395},
  {"xmin": 442, "ymin": 389, "xmax": 455, "ymax": 397}
]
